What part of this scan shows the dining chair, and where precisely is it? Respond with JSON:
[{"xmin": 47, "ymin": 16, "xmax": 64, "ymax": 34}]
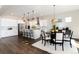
[
  {"xmin": 64, "ymin": 30, "xmax": 73, "ymax": 48},
  {"xmin": 64, "ymin": 29, "xmax": 71, "ymax": 38},
  {"xmin": 50, "ymin": 32, "xmax": 56, "ymax": 45},
  {"xmin": 54, "ymin": 32, "xmax": 64, "ymax": 51},
  {"xmin": 41, "ymin": 30, "xmax": 51, "ymax": 46},
  {"xmin": 70, "ymin": 31, "xmax": 73, "ymax": 47}
]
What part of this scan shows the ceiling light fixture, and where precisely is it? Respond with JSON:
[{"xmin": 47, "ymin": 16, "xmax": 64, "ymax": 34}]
[
  {"xmin": 21, "ymin": 10, "xmax": 40, "ymax": 26},
  {"xmin": 51, "ymin": 5, "xmax": 62, "ymax": 24},
  {"xmin": 27, "ymin": 12, "xmax": 30, "ymax": 21},
  {"xmin": 22, "ymin": 13, "xmax": 26, "ymax": 22},
  {"xmin": 32, "ymin": 10, "xmax": 35, "ymax": 20},
  {"xmin": 51, "ymin": 5, "xmax": 57, "ymax": 23}
]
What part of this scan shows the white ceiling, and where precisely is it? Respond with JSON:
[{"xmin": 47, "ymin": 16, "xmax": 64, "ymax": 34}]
[{"xmin": 0, "ymin": 5, "xmax": 79, "ymax": 17}]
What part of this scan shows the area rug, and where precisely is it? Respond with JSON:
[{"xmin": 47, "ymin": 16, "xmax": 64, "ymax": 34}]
[{"xmin": 32, "ymin": 40, "xmax": 78, "ymax": 54}]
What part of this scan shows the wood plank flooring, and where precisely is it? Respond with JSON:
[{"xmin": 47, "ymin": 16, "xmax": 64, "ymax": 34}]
[
  {"xmin": 0, "ymin": 35, "xmax": 79, "ymax": 54},
  {"xmin": 0, "ymin": 36, "xmax": 49, "ymax": 54}
]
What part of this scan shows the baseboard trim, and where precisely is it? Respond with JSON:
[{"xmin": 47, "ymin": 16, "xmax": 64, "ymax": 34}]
[{"xmin": 0, "ymin": 35, "xmax": 18, "ymax": 39}]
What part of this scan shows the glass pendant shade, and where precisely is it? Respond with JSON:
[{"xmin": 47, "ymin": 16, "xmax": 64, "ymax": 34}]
[{"xmin": 51, "ymin": 5, "xmax": 58, "ymax": 23}]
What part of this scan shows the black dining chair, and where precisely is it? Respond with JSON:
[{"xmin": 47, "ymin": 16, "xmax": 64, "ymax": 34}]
[
  {"xmin": 70, "ymin": 31, "xmax": 73, "ymax": 47},
  {"xmin": 50, "ymin": 32, "xmax": 56, "ymax": 45},
  {"xmin": 64, "ymin": 30, "xmax": 73, "ymax": 48},
  {"xmin": 40, "ymin": 30, "xmax": 51, "ymax": 46},
  {"xmin": 54, "ymin": 32, "xmax": 64, "ymax": 51}
]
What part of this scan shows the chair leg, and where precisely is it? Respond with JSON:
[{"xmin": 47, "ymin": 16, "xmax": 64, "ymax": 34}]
[
  {"xmin": 70, "ymin": 40, "xmax": 72, "ymax": 48},
  {"xmin": 55, "ymin": 44, "xmax": 56, "ymax": 50},
  {"xmin": 42, "ymin": 39, "xmax": 43, "ymax": 44},
  {"xmin": 50, "ymin": 40, "xmax": 53, "ymax": 45},
  {"xmin": 50, "ymin": 41, "xmax": 51, "ymax": 45},
  {"xmin": 50, "ymin": 42, "xmax": 54, "ymax": 46},
  {"xmin": 62, "ymin": 44, "xmax": 64, "ymax": 51},
  {"xmin": 44, "ymin": 41, "xmax": 46, "ymax": 46},
  {"xmin": 70, "ymin": 37, "xmax": 72, "ymax": 48},
  {"xmin": 53, "ymin": 43, "xmax": 54, "ymax": 46}
]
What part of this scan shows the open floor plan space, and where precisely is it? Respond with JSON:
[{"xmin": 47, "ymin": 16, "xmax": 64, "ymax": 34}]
[{"xmin": 0, "ymin": 5, "xmax": 79, "ymax": 54}]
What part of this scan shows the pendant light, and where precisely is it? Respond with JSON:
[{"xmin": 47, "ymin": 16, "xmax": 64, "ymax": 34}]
[
  {"xmin": 51, "ymin": 5, "xmax": 58, "ymax": 23},
  {"xmin": 32, "ymin": 10, "xmax": 35, "ymax": 20},
  {"xmin": 21, "ymin": 13, "xmax": 26, "ymax": 22},
  {"xmin": 27, "ymin": 12, "xmax": 30, "ymax": 21}
]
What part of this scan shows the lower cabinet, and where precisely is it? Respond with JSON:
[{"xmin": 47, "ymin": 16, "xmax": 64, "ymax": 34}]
[
  {"xmin": 23, "ymin": 29, "xmax": 41, "ymax": 39},
  {"xmin": 32, "ymin": 29, "xmax": 41, "ymax": 39}
]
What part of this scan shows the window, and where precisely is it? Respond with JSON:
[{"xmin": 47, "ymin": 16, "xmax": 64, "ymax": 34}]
[{"xmin": 65, "ymin": 17, "xmax": 72, "ymax": 23}]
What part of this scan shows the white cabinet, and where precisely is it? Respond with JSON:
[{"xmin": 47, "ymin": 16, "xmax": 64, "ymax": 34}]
[
  {"xmin": 33, "ymin": 29, "xmax": 41, "ymax": 39},
  {"xmin": 23, "ymin": 29, "xmax": 41, "ymax": 39},
  {"xmin": 0, "ymin": 18, "xmax": 18, "ymax": 38}
]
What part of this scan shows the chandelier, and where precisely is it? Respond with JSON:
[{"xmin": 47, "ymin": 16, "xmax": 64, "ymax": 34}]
[
  {"xmin": 27, "ymin": 12, "xmax": 30, "ymax": 21},
  {"xmin": 21, "ymin": 13, "xmax": 26, "ymax": 22},
  {"xmin": 21, "ymin": 10, "xmax": 35, "ymax": 22},
  {"xmin": 51, "ymin": 5, "xmax": 58, "ymax": 23},
  {"xmin": 31, "ymin": 10, "xmax": 35, "ymax": 20},
  {"xmin": 51, "ymin": 5, "xmax": 63, "ymax": 23},
  {"xmin": 21, "ymin": 10, "xmax": 40, "ymax": 26}
]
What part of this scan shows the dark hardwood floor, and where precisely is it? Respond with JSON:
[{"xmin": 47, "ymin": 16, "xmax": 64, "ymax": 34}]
[
  {"xmin": 0, "ymin": 36, "xmax": 49, "ymax": 54},
  {"xmin": 0, "ymin": 35, "xmax": 79, "ymax": 54}
]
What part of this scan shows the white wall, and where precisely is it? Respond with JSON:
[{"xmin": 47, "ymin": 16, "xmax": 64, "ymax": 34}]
[
  {"xmin": 39, "ymin": 19, "xmax": 52, "ymax": 32},
  {"xmin": 0, "ymin": 18, "xmax": 1, "ymax": 38},
  {"xmin": 57, "ymin": 10, "xmax": 79, "ymax": 38},
  {"xmin": 39, "ymin": 10, "xmax": 79, "ymax": 38},
  {"xmin": 0, "ymin": 17, "xmax": 18, "ymax": 38}
]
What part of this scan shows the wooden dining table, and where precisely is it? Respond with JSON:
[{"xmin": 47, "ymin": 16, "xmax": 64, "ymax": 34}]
[
  {"xmin": 50, "ymin": 32, "xmax": 56, "ymax": 44},
  {"xmin": 45, "ymin": 29, "xmax": 67, "ymax": 44}
]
